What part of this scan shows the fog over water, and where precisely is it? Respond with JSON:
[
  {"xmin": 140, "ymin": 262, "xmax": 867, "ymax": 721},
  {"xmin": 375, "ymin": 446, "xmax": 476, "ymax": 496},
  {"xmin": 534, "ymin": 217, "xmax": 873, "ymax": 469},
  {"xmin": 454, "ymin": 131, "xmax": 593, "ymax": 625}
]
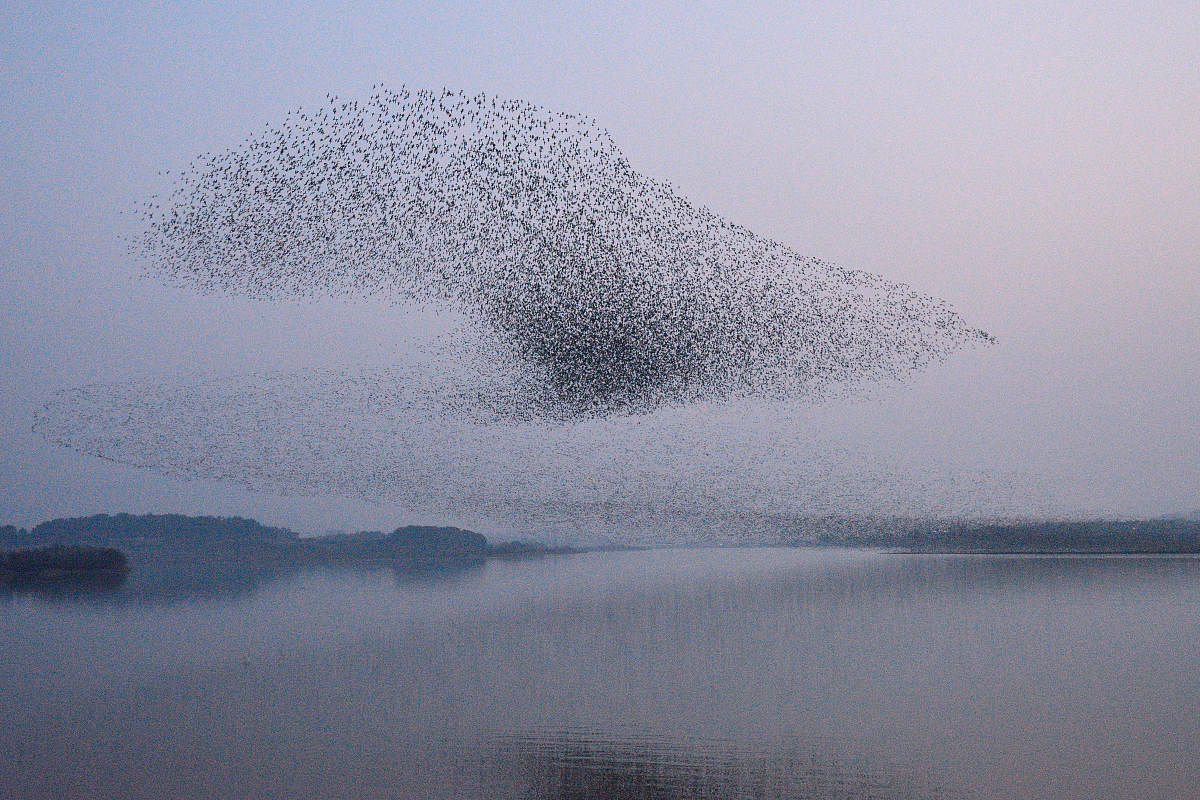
[{"xmin": 3, "ymin": 2, "xmax": 1198, "ymax": 532}]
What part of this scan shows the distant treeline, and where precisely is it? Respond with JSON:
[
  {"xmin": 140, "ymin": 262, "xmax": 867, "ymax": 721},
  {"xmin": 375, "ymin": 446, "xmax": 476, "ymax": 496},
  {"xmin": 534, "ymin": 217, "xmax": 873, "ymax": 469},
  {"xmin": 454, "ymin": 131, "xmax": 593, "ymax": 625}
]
[
  {"xmin": 0, "ymin": 514, "xmax": 566, "ymax": 565},
  {"xmin": 898, "ymin": 519, "xmax": 1200, "ymax": 554},
  {"xmin": 788, "ymin": 516, "xmax": 1200, "ymax": 553},
  {"xmin": 8, "ymin": 512, "xmax": 1200, "ymax": 561},
  {"xmin": 299, "ymin": 525, "xmax": 499, "ymax": 565},
  {"xmin": 0, "ymin": 514, "xmax": 295, "ymax": 553}
]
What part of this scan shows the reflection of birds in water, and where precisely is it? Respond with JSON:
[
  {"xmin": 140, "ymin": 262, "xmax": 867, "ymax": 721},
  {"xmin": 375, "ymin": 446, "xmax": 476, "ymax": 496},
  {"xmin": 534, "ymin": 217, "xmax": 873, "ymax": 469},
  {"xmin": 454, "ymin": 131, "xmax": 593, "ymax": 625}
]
[{"xmin": 132, "ymin": 85, "xmax": 991, "ymax": 421}]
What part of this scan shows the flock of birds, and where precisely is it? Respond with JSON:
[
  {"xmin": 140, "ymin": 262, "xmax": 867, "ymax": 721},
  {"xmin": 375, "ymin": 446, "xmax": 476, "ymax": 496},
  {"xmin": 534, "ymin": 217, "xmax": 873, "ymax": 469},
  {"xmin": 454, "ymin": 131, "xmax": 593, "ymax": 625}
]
[
  {"xmin": 130, "ymin": 85, "xmax": 991, "ymax": 420},
  {"xmin": 39, "ymin": 86, "xmax": 1002, "ymax": 537},
  {"xmin": 35, "ymin": 368, "xmax": 1041, "ymax": 542}
]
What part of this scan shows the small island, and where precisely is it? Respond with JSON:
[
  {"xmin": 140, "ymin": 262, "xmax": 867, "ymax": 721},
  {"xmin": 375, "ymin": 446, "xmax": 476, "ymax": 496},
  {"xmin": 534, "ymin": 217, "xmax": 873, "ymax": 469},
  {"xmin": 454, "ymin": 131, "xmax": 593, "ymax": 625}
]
[{"xmin": 296, "ymin": 524, "xmax": 573, "ymax": 566}]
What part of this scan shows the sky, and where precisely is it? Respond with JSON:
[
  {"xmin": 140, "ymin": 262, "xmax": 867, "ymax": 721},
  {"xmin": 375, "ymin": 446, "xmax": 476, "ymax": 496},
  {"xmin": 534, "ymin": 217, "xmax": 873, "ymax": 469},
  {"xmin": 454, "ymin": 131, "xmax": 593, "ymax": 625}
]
[{"xmin": 1, "ymin": 1, "xmax": 1197, "ymax": 535}]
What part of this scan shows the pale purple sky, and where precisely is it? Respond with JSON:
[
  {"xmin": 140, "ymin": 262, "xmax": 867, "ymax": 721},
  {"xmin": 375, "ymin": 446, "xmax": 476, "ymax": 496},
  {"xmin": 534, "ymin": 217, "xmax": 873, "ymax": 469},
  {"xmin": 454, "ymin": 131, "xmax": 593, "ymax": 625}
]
[{"xmin": 2, "ymin": 1, "xmax": 1197, "ymax": 533}]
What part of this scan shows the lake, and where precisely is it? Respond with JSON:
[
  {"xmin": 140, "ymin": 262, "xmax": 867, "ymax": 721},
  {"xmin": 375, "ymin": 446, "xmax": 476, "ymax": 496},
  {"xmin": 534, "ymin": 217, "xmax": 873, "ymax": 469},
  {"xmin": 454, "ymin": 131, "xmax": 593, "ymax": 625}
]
[{"xmin": 3, "ymin": 548, "xmax": 1199, "ymax": 799}]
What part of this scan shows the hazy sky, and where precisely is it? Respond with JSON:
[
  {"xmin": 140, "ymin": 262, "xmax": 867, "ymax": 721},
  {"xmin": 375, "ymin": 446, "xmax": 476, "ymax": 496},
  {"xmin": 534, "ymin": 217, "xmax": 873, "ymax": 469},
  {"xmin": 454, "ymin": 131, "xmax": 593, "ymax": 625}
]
[{"xmin": 2, "ymin": 1, "xmax": 1197, "ymax": 533}]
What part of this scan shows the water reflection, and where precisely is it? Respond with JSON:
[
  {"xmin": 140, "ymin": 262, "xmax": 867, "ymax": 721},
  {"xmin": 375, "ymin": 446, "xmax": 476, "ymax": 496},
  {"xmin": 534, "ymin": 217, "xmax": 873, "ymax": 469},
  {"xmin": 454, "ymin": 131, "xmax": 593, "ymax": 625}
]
[
  {"xmin": 4, "ymin": 550, "xmax": 1200, "ymax": 800},
  {"xmin": 0, "ymin": 569, "xmax": 128, "ymax": 601},
  {"xmin": 389, "ymin": 559, "xmax": 485, "ymax": 588},
  {"xmin": 5, "ymin": 543, "xmax": 1199, "ymax": 609},
  {"xmin": 0, "ymin": 553, "xmax": 483, "ymax": 606},
  {"xmin": 475, "ymin": 727, "xmax": 942, "ymax": 800}
]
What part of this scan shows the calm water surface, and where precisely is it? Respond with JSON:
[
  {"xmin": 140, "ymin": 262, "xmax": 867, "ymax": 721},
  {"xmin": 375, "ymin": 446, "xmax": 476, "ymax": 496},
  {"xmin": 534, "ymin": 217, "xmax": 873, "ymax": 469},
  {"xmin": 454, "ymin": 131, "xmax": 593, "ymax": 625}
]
[{"xmin": 3, "ymin": 548, "xmax": 1200, "ymax": 799}]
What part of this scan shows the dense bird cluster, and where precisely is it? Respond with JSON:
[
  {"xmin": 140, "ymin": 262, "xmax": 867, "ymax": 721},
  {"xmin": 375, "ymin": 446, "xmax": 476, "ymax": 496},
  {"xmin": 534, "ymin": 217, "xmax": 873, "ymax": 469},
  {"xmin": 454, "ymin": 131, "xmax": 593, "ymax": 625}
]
[
  {"xmin": 131, "ymin": 85, "xmax": 991, "ymax": 420},
  {"xmin": 38, "ymin": 87, "xmax": 1006, "ymax": 534}
]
